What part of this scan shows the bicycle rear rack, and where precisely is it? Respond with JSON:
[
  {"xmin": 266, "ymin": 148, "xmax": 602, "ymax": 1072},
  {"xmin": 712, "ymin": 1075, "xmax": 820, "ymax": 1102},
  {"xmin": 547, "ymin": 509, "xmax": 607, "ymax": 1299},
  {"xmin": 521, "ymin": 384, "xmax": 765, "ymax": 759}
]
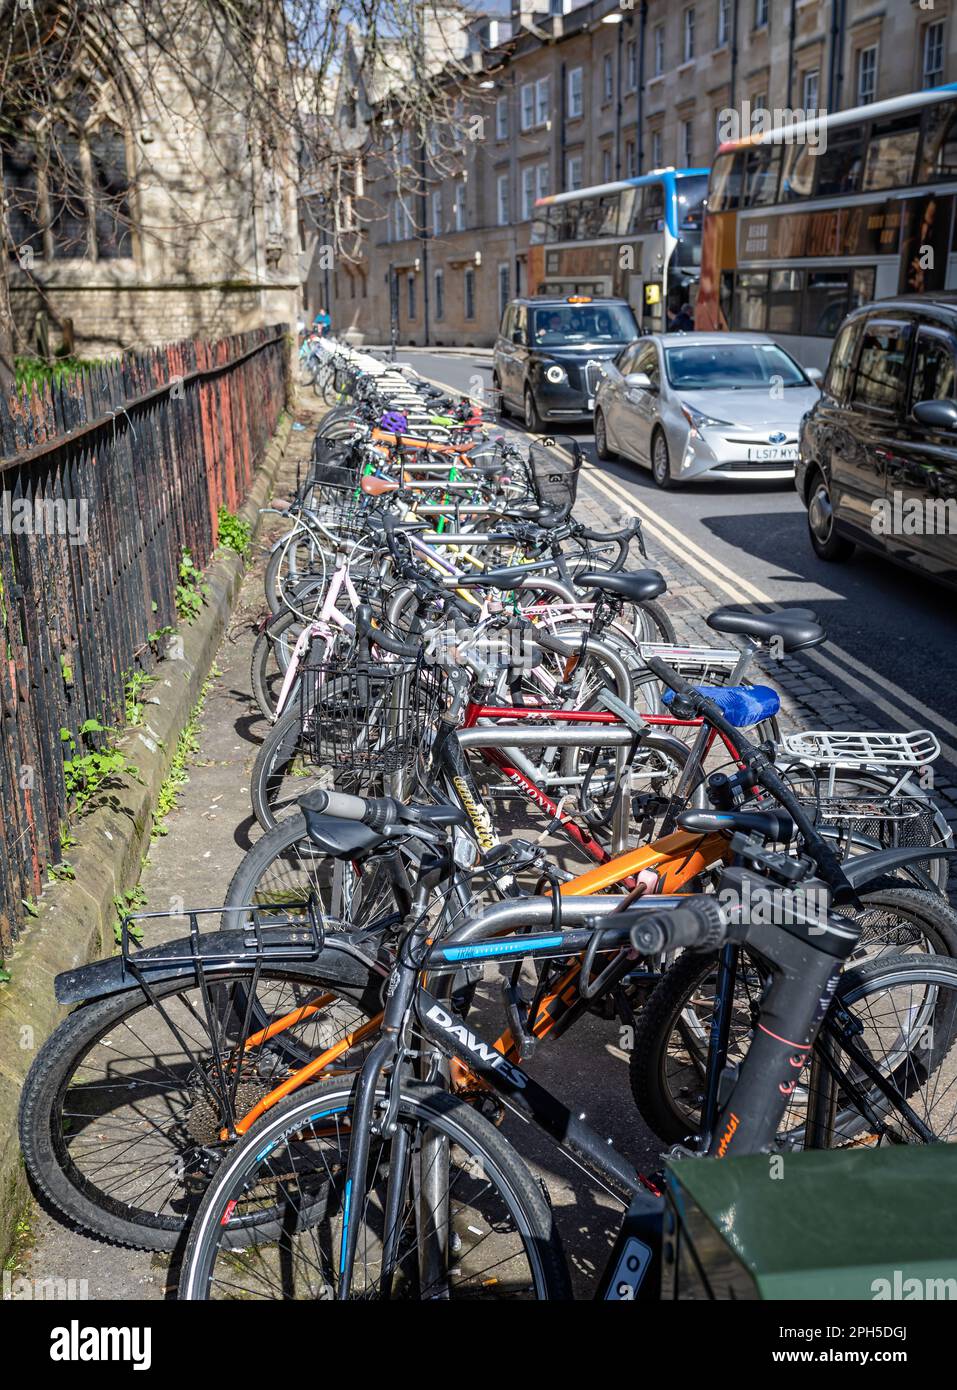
[
  {"xmin": 118, "ymin": 897, "xmax": 325, "ymax": 968},
  {"xmin": 779, "ymin": 728, "xmax": 940, "ymax": 769}
]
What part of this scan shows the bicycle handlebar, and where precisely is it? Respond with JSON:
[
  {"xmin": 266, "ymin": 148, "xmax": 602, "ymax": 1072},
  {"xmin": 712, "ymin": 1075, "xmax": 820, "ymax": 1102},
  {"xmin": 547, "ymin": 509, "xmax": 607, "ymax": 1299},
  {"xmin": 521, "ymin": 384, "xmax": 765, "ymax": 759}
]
[{"xmin": 622, "ymin": 897, "xmax": 729, "ymax": 957}]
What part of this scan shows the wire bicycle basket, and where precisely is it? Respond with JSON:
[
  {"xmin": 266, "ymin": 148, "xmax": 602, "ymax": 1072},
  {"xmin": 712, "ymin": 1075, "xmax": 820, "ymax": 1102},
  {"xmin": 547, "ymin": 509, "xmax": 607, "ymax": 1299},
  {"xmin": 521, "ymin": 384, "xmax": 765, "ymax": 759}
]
[
  {"xmin": 299, "ymin": 656, "xmax": 443, "ymax": 779},
  {"xmin": 798, "ymin": 793, "xmax": 942, "ymax": 871},
  {"xmin": 528, "ymin": 438, "xmax": 583, "ymax": 519}
]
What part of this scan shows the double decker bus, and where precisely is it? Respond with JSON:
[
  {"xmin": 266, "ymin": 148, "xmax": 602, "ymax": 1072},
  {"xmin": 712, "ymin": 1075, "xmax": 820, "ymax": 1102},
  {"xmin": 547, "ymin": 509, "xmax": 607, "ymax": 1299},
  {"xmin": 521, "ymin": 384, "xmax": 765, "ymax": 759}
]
[
  {"xmin": 528, "ymin": 167, "xmax": 709, "ymax": 334},
  {"xmin": 696, "ymin": 84, "xmax": 957, "ymax": 369}
]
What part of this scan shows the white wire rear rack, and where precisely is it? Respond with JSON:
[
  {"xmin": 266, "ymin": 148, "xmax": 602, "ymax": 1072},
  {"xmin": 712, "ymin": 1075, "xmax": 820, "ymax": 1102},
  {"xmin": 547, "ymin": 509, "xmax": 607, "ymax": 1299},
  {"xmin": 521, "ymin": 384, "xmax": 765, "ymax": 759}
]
[{"xmin": 778, "ymin": 728, "xmax": 941, "ymax": 769}]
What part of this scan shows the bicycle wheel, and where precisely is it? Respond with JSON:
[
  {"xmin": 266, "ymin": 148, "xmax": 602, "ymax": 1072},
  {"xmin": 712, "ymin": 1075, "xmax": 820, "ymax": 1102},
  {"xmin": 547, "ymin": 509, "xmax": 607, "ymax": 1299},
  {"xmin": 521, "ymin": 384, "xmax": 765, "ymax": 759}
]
[
  {"xmin": 630, "ymin": 888, "xmax": 957, "ymax": 1145},
  {"xmin": 18, "ymin": 967, "xmax": 380, "ymax": 1250},
  {"xmin": 250, "ymin": 612, "xmax": 317, "ymax": 719},
  {"xmin": 179, "ymin": 1079, "xmax": 572, "ymax": 1300}
]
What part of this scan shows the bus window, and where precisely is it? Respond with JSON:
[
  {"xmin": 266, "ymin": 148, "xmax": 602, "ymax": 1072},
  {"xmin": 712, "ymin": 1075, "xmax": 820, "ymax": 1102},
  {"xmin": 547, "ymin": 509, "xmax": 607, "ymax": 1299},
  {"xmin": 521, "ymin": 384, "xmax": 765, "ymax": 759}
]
[
  {"xmin": 863, "ymin": 115, "xmax": 921, "ymax": 192},
  {"xmin": 815, "ymin": 125, "xmax": 865, "ymax": 197},
  {"xmin": 743, "ymin": 145, "xmax": 782, "ymax": 207},
  {"xmin": 802, "ymin": 271, "xmax": 850, "ymax": 337},
  {"xmin": 825, "ymin": 321, "xmax": 861, "ymax": 402},
  {"xmin": 780, "ymin": 142, "xmax": 816, "ymax": 201},
  {"xmin": 641, "ymin": 182, "xmax": 665, "ymax": 229},
  {"xmin": 767, "ymin": 269, "xmax": 804, "ymax": 333},
  {"xmin": 732, "ymin": 271, "xmax": 768, "ymax": 330},
  {"xmin": 919, "ymin": 102, "xmax": 957, "ymax": 181},
  {"xmin": 850, "ymin": 267, "xmax": 876, "ymax": 312},
  {"xmin": 617, "ymin": 186, "xmax": 638, "ymax": 236},
  {"xmin": 708, "ymin": 152, "xmax": 743, "ymax": 211},
  {"xmin": 578, "ymin": 194, "xmax": 620, "ymax": 239}
]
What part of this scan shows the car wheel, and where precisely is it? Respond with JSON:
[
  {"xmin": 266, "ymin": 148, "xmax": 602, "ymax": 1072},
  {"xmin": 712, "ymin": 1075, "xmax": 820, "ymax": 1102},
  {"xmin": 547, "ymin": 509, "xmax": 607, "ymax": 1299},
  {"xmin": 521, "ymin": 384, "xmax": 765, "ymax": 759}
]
[
  {"xmin": 524, "ymin": 386, "xmax": 544, "ymax": 435},
  {"xmin": 807, "ymin": 467, "xmax": 855, "ymax": 562},
  {"xmin": 651, "ymin": 429, "xmax": 673, "ymax": 490},
  {"xmin": 594, "ymin": 408, "xmax": 614, "ymax": 461},
  {"xmin": 492, "ymin": 372, "xmax": 509, "ymax": 419}
]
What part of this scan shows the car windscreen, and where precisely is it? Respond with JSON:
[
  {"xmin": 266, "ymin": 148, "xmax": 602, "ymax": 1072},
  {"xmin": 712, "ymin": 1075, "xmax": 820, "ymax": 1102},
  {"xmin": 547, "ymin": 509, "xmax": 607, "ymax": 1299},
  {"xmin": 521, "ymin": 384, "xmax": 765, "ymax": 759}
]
[
  {"xmin": 663, "ymin": 342, "xmax": 808, "ymax": 390},
  {"xmin": 531, "ymin": 304, "xmax": 637, "ymax": 345}
]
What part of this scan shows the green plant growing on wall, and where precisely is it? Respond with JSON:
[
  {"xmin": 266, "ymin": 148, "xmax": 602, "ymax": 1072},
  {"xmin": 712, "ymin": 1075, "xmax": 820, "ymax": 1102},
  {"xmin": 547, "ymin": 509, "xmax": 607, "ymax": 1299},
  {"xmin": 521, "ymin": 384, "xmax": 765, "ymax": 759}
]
[
  {"xmin": 217, "ymin": 507, "xmax": 251, "ymax": 559},
  {"xmin": 175, "ymin": 549, "xmax": 208, "ymax": 624},
  {"xmin": 112, "ymin": 884, "xmax": 147, "ymax": 945},
  {"xmin": 124, "ymin": 669, "xmax": 156, "ymax": 727},
  {"xmin": 60, "ymin": 718, "xmax": 140, "ymax": 814}
]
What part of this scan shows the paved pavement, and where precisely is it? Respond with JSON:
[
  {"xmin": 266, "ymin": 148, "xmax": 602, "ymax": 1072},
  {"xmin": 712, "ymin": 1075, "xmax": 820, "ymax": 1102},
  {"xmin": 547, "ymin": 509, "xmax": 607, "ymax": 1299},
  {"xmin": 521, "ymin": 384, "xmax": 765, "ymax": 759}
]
[{"xmin": 11, "ymin": 351, "xmax": 957, "ymax": 1302}]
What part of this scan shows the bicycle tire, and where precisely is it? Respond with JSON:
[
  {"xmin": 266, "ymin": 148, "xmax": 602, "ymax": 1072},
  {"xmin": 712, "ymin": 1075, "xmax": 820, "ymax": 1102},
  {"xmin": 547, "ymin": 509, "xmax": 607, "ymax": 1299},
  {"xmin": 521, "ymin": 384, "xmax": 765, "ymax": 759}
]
[
  {"xmin": 179, "ymin": 1079, "xmax": 573, "ymax": 1300},
  {"xmin": 17, "ymin": 967, "xmax": 379, "ymax": 1251}
]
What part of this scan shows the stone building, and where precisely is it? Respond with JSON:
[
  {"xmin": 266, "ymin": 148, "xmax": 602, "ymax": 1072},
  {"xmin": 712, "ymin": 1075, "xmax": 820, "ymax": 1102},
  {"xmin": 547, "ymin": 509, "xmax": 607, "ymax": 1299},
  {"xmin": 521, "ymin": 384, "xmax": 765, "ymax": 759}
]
[
  {"xmin": 4, "ymin": 4, "xmax": 300, "ymax": 360},
  {"xmin": 329, "ymin": 0, "xmax": 957, "ymax": 347}
]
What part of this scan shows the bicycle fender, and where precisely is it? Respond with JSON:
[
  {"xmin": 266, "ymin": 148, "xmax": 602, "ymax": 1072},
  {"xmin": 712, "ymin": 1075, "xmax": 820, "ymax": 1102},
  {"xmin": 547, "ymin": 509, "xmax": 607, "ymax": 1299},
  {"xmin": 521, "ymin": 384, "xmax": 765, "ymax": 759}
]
[
  {"xmin": 843, "ymin": 844, "xmax": 956, "ymax": 889},
  {"xmin": 54, "ymin": 931, "xmax": 384, "ymax": 1005}
]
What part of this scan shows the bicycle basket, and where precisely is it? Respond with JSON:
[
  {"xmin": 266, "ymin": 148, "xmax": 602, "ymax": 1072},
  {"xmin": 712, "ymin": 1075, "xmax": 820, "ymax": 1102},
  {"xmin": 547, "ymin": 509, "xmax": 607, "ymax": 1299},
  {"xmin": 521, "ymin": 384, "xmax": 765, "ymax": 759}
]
[
  {"xmin": 299, "ymin": 657, "xmax": 443, "ymax": 778},
  {"xmin": 310, "ymin": 437, "xmax": 358, "ymax": 487},
  {"xmin": 798, "ymin": 793, "xmax": 941, "ymax": 872},
  {"xmin": 528, "ymin": 438, "xmax": 582, "ymax": 518}
]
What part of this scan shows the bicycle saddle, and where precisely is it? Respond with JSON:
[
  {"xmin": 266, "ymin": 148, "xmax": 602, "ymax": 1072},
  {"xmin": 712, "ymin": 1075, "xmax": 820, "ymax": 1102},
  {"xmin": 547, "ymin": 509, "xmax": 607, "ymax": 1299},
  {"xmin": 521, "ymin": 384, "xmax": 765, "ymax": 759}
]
[
  {"xmin": 577, "ymin": 570, "xmax": 667, "ymax": 604},
  {"xmin": 677, "ymin": 808, "xmax": 795, "ymax": 842},
  {"xmin": 662, "ymin": 683, "xmax": 781, "ymax": 727},
  {"xmin": 706, "ymin": 606, "xmax": 826, "ymax": 652},
  {"xmin": 360, "ymin": 474, "xmax": 400, "ymax": 496}
]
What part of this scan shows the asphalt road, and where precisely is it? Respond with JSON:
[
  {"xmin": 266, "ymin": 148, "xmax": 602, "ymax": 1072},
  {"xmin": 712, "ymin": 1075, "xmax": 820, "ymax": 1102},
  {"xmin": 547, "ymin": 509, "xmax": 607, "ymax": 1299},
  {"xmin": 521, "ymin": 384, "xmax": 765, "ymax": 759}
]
[{"xmin": 405, "ymin": 347, "xmax": 957, "ymax": 763}]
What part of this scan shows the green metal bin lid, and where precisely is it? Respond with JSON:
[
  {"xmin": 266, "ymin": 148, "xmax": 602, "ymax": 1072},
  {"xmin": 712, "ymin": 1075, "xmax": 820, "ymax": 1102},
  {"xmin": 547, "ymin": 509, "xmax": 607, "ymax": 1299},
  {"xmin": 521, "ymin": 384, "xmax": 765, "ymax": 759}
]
[{"xmin": 665, "ymin": 1146, "xmax": 957, "ymax": 1299}]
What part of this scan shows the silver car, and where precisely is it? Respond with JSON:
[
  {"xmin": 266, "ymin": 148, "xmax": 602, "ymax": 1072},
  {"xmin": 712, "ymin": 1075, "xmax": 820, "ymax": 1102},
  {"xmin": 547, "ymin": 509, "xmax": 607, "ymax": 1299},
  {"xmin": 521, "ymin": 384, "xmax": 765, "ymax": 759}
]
[{"xmin": 593, "ymin": 332, "xmax": 822, "ymax": 487}]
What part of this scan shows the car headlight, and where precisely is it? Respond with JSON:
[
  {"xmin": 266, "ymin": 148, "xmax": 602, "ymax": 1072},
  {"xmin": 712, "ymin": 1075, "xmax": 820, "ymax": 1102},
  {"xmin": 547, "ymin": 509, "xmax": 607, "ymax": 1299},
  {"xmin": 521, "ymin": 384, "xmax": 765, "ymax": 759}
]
[
  {"xmin": 680, "ymin": 403, "xmax": 732, "ymax": 435},
  {"xmin": 544, "ymin": 364, "xmax": 567, "ymax": 384}
]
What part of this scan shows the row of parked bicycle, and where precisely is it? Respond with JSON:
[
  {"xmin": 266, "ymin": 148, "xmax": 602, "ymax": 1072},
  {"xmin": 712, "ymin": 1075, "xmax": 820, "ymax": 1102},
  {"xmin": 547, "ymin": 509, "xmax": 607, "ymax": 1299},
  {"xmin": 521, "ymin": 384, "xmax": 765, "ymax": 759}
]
[{"xmin": 18, "ymin": 338, "xmax": 957, "ymax": 1299}]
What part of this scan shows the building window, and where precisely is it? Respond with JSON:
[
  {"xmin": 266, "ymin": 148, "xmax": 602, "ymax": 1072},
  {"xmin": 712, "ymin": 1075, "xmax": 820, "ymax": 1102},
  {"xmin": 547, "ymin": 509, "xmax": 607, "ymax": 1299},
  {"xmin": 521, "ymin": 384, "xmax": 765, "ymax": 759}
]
[
  {"xmin": 496, "ymin": 95, "xmax": 508, "ymax": 140},
  {"xmin": 681, "ymin": 118, "xmax": 694, "ymax": 167},
  {"xmin": 454, "ymin": 182, "xmax": 466, "ymax": 231},
  {"xmin": 754, "ymin": 0, "xmax": 768, "ymax": 30},
  {"xmin": 653, "ymin": 25, "xmax": 664, "ymax": 77},
  {"xmin": 625, "ymin": 139, "xmax": 637, "ymax": 177},
  {"xmin": 496, "ymin": 172, "xmax": 510, "ymax": 225},
  {"xmin": 651, "ymin": 129, "xmax": 663, "ymax": 168},
  {"xmin": 464, "ymin": 266, "xmax": 475, "ymax": 319},
  {"xmin": 567, "ymin": 67, "xmax": 583, "ymax": 119},
  {"xmin": 431, "ymin": 189, "xmax": 442, "ymax": 236},
  {"xmin": 536, "ymin": 162, "xmax": 550, "ymax": 200},
  {"xmin": 536, "ymin": 77, "xmax": 551, "ymax": 126},
  {"xmin": 498, "ymin": 262, "xmax": 510, "ymax": 319},
  {"xmin": 434, "ymin": 268, "xmax": 444, "ymax": 321},
  {"xmin": 407, "ymin": 272, "xmax": 416, "ymax": 321},
  {"xmin": 716, "ymin": 0, "xmax": 730, "ymax": 47},
  {"xmin": 522, "ymin": 165, "xmax": 535, "ymax": 220},
  {"xmin": 923, "ymin": 21, "xmax": 945, "ymax": 89},
  {"xmin": 603, "ymin": 54, "xmax": 613, "ymax": 102},
  {"xmin": 5, "ymin": 111, "xmax": 133, "ymax": 263},
  {"xmin": 858, "ymin": 45, "xmax": 878, "ymax": 105},
  {"xmin": 520, "ymin": 82, "xmax": 535, "ymax": 131},
  {"xmin": 602, "ymin": 148, "xmax": 612, "ymax": 183},
  {"xmin": 683, "ymin": 7, "xmax": 695, "ymax": 62},
  {"xmin": 566, "ymin": 154, "xmax": 583, "ymax": 191},
  {"xmin": 626, "ymin": 40, "xmax": 637, "ymax": 90},
  {"xmin": 803, "ymin": 68, "xmax": 820, "ymax": 112}
]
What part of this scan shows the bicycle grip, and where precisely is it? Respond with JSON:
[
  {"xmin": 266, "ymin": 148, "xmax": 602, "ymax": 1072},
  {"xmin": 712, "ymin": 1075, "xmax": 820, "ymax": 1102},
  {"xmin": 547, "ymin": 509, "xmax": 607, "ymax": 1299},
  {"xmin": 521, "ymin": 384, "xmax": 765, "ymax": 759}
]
[
  {"xmin": 628, "ymin": 899, "xmax": 727, "ymax": 956},
  {"xmin": 301, "ymin": 788, "xmax": 368, "ymax": 821}
]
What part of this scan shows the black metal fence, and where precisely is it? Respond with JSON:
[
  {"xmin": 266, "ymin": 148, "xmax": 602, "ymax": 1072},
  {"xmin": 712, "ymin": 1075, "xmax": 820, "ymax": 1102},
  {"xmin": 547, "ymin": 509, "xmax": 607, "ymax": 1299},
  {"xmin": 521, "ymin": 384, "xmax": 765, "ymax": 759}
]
[{"xmin": 0, "ymin": 324, "xmax": 288, "ymax": 953}]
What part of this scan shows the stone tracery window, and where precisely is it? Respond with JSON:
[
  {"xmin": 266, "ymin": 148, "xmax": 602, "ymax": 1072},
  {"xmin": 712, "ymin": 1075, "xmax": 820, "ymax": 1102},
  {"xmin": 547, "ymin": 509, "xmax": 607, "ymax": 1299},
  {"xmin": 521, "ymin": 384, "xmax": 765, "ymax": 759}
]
[{"xmin": 4, "ymin": 73, "xmax": 133, "ymax": 263}]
